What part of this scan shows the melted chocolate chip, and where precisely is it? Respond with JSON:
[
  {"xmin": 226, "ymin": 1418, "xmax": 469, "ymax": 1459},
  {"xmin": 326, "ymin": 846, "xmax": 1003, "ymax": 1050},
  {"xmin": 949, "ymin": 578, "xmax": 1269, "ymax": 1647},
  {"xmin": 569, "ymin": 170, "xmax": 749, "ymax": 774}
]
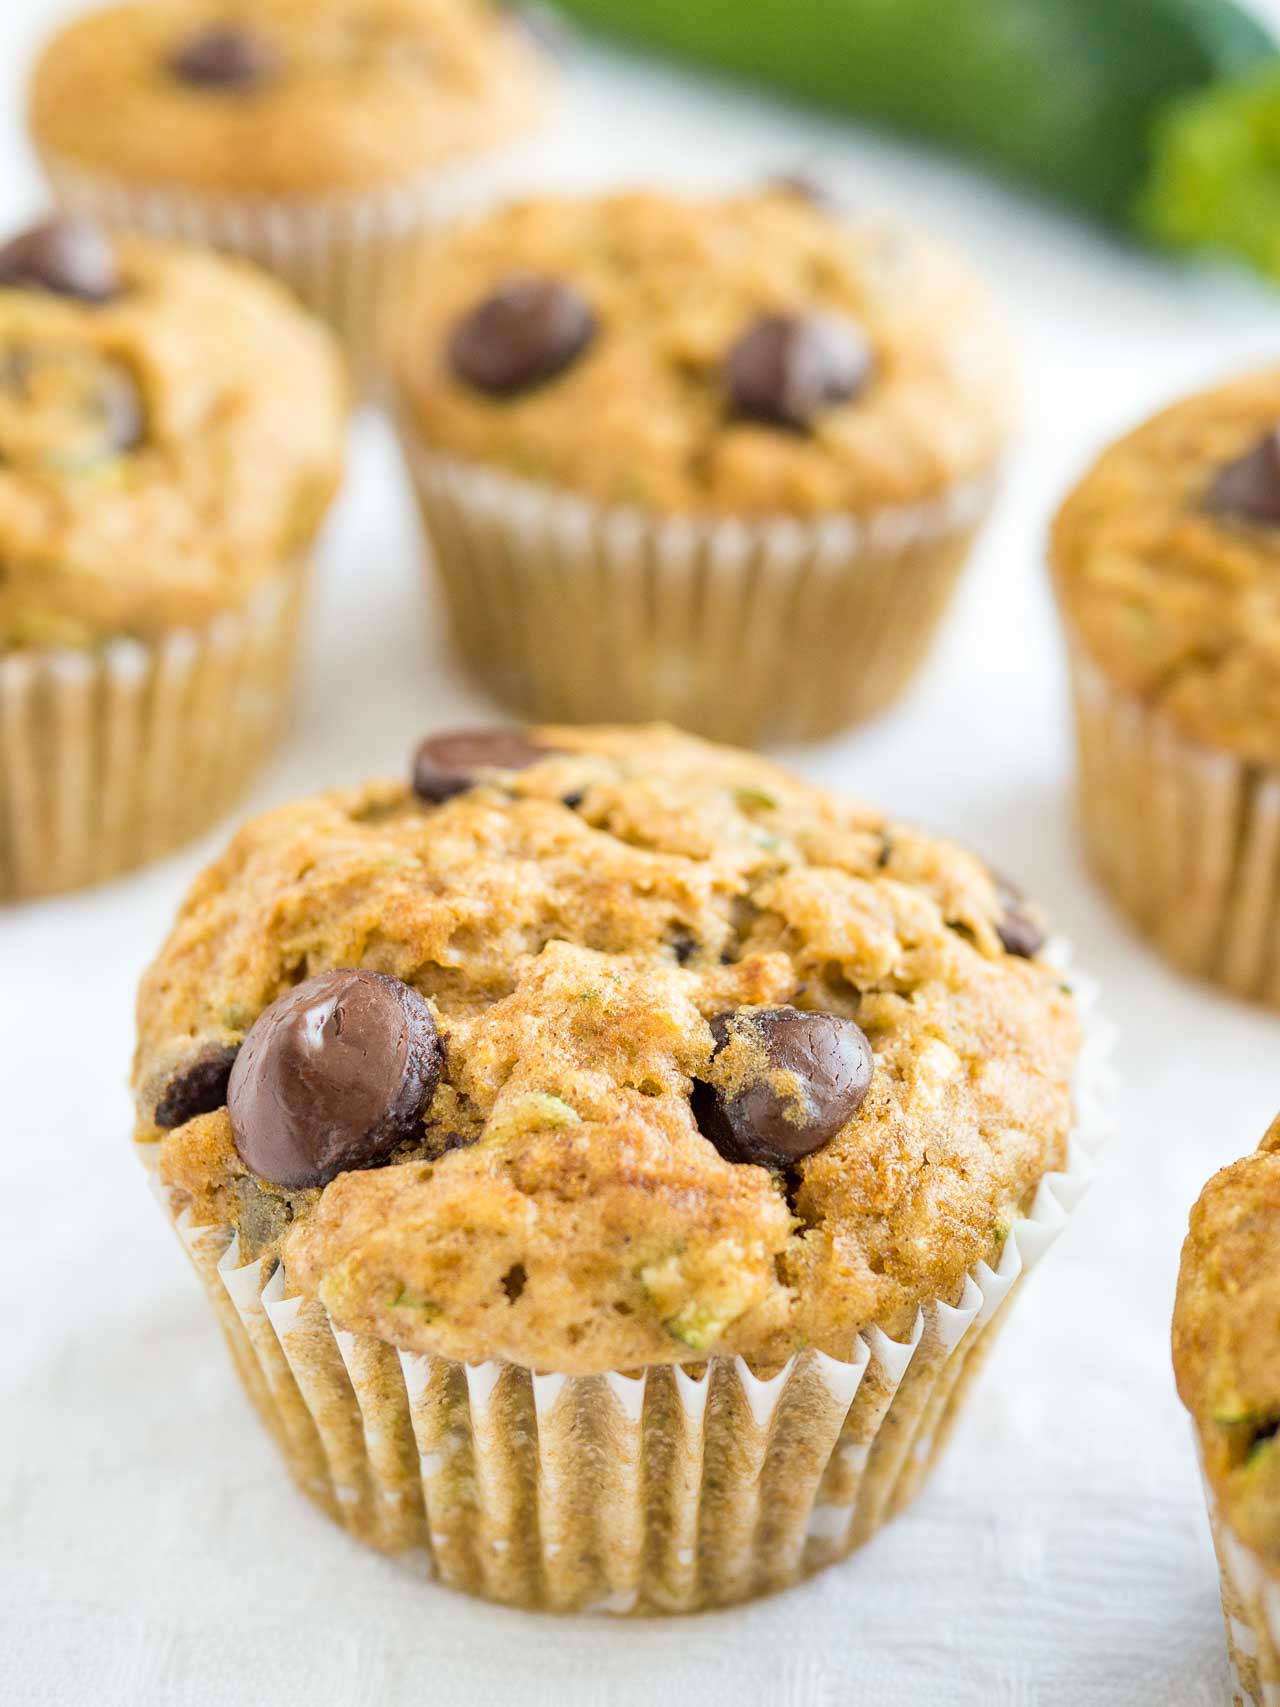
[
  {"xmin": 227, "ymin": 970, "xmax": 443, "ymax": 1189},
  {"xmin": 449, "ymin": 277, "xmax": 596, "ymax": 396},
  {"xmin": 693, "ymin": 1007, "xmax": 873, "ymax": 1168},
  {"xmin": 169, "ymin": 23, "xmax": 279, "ymax": 88},
  {"xmin": 413, "ymin": 727, "xmax": 556, "ymax": 803},
  {"xmin": 993, "ymin": 872, "xmax": 1046, "ymax": 959},
  {"xmin": 725, "ymin": 312, "xmax": 872, "ymax": 431},
  {"xmin": 0, "ymin": 219, "xmax": 119, "ymax": 303},
  {"xmin": 1205, "ymin": 428, "xmax": 1280, "ymax": 526},
  {"xmin": 155, "ymin": 1044, "xmax": 240, "ymax": 1128}
]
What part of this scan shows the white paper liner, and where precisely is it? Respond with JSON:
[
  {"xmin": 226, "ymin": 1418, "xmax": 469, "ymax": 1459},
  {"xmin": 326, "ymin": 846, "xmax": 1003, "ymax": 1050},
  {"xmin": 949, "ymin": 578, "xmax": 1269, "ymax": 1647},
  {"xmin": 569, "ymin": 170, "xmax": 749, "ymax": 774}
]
[
  {"xmin": 0, "ymin": 561, "xmax": 304, "ymax": 900},
  {"xmin": 1066, "ymin": 639, "xmax": 1280, "ymax": 1006},
  {"xmin": 39, "ymin": 147, "xmax": 526, "ymax": 390},
  {"xmin": 397, "ymin": 427, "xmax": 999, "ymax": 746},
  {"xmin": 155, "ymin": 954, "xmax": 1108, "ymax": 1614},
  {"xmin": 1199, "ymin": 1455, "xmax": 1280, "ymax": 1707}
]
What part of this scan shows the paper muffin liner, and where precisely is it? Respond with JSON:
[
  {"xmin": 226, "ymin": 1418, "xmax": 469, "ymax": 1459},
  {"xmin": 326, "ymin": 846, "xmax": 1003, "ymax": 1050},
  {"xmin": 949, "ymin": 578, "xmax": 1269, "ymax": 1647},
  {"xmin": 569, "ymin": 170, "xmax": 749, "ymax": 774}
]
[
  {"xmin": 1064, "ymin": 634, "xmax": 1280, "ymax": 1007},
  {"xmin": 0, "ymin": 561, "xmax": 305, "ymax": 902},
  {"xmin": 39, "ymin": 149, "xmax": 525, "ymax": 392},
  {"xmin": 1200, "ymin": 1465, "xmax": 1280, "ymax": 1706},
  {"xmin": 396, "ymin": 427, "xmax": 998, "ymax": 746},
  {"xmin": 150, "ymin": 951, "xmax": 1108, "ymax": 1614}
]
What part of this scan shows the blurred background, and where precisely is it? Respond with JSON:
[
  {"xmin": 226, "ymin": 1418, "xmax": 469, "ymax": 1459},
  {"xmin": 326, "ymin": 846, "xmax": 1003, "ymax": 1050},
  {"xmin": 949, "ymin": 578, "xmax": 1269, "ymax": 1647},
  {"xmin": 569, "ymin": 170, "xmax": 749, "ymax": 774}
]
[{"xmin": 5, "ymin": 3, "xmax": 1280, "ymax": 1704}]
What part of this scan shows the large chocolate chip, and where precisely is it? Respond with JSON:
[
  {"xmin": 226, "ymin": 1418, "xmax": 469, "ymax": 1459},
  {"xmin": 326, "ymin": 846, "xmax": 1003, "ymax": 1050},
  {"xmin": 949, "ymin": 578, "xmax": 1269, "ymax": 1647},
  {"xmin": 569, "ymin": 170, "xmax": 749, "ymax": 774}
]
[
  {"xmin": 449, "ymin": 277, "xmax": 596, "ymax": 396},
  {"xmin": 169, "ymin": 23, "xmax": 279, "ymax": 88},
  {"xmin": 1204, "ymin": 428, "xmax": 1280, "ymax": 526},
  {"xmin": 725, "ymin": 312, "xmax": 872, "ymax": 431},
  {"xmin": 0, "ymin": 219, "xmax": 119, "ymax": 304},
  {"xmin": 155, "ymin": 1044, "xmax": 241, "ymax": 1128},
  {"xmin": 227, "ymin": 970, "xmax": 443, "ymax": 1190},
  {"xmin": 412, "ymin": 726, "xmax": 556, "ymax": 803},
  {"xmin": 693, "ymin": 1007, "xmax": 873, "ymax": 1168},
  {"xmin": 993, "ymin": 872, "xmax": 1046, "ymax": 959}
]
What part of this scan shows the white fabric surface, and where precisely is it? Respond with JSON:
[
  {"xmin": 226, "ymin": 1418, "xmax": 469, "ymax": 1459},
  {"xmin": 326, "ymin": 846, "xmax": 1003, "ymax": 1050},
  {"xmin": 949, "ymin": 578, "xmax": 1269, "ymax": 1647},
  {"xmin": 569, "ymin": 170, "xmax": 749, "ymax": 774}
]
[{"xmin": 5, "ymin": 7, "xmax": 1280, "ymax": 1703}]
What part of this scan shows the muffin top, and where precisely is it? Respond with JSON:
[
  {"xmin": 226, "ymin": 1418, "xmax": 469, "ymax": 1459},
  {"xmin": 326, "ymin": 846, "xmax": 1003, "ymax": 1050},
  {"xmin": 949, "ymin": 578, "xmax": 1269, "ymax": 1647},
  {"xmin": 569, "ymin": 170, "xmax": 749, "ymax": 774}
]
[
  {"xmin": 1052, "ymin": 368, "xmax": 1280, "ymax": 766},
  {"xmin": 30, "ymin": 0, "xmax": 545, "ymax": 197},
  {"xmin": 396, "ymin": 189, "xmax": 1015, "ymax": 517},
  {"xmin": 1174, "ymin": 1115, "xmax": 1280, "ymax": 1566},
  {"xmin": 0, "ymin": 219, "xmax": 344, "ymax": 651},
  {"xmin": 136, "ymin": 725, "xmax": 1082, "ymax": 1377}
]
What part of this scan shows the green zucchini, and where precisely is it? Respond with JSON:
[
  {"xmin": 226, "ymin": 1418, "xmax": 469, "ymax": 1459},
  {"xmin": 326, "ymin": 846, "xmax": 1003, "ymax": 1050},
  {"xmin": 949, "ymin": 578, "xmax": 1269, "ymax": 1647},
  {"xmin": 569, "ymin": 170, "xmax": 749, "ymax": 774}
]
[{"xmin": 553, "ymin": 0, "xmax": 1278, "ymax": 238}]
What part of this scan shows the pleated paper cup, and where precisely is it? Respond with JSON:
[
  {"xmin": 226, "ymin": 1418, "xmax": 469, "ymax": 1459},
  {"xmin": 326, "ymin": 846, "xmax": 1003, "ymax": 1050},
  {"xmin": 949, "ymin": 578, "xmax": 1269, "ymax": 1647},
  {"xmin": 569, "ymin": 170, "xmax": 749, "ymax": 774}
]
[
  {"xmin": 1200, "ymin": 1469, "xmax": 1280, "ymax": 1707},
  {"xmin": 1064, "ymin": 635, "xmax": 1280, "ymax": 1007},
  {"xmin": 397, "ymin": 429, "xmax": 998, "ymax": 746},
  {"xmin": 0, "ymin": 562, "xmax": 305, "ymax": 902},
  {"xmin": 38, "ymin": 149, "xmax": 525, "ymax": 393},
  {"xmin": 149, "ymin": 957, "xmax": 1107, "ymax": 1615}
]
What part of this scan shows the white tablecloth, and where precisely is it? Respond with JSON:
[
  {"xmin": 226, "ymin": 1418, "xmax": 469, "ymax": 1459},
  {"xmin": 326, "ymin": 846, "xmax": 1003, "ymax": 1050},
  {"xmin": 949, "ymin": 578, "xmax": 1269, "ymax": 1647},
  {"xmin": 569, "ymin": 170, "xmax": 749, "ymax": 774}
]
[{"xmin": 5, "ymin": 8, "xmax": 1280, "ymax": 1703}]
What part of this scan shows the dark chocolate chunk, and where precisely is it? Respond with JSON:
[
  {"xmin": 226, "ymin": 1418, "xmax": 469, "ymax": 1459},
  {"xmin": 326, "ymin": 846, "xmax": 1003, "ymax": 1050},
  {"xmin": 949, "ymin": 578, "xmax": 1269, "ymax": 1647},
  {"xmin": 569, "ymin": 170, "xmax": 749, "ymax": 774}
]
[
  {"xmin": 725, "ymin": 312, "xmax": 872, "ymax": 431},
  {"xmin": 993, "ymin": 872, "xmax": 1046, "ymax": 959},
  {"xmin": 169, "ymin": 23, "xmax": 278, "ymax": 88},
  {"xmin": 155, "ymin": 1044, "xmax": 241, "ymax": 1128},
  {"xmin": 0, "ymin": 219, "xmax": 119, "ymax": 303},
  {"xmin": 227, "ymin": 969, "xmax": 443, "ymax": 1189},
  {"xmin": 693, "ymin": 1006, "xmax": 873, "ymax": 1168},
  {"xmin": 449, "ymin": 276, "xmax": 596, "ymax": 396},
  {"xmin": 412, "ymin": 727, "xmax": 556, "ymax": 803},
  {"xmin": 1204, "ymin": 428, "xmax": 1280, "ymax": 526}
]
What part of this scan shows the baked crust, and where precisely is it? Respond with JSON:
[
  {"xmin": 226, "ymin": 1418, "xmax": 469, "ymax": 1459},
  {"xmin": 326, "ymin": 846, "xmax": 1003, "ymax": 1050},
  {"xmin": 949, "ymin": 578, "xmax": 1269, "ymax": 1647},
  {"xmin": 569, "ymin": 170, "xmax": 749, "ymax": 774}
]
[{"xmin": 136, "ymin": 726, "xmax": 1081, "ymax": 1375}]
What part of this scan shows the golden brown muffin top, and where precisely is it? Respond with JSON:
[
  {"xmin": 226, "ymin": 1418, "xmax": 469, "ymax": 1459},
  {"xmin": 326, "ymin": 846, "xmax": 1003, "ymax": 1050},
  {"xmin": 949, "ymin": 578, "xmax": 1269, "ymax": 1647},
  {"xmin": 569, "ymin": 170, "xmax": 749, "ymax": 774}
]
[
  {"xmin": 1175, "ymin": 1115, "xmax": 1280, "ymax": 1567},
  {"xmin": 0, "ymin": 221, "xmax": 344, "ymax": 650},
  {"xmin": 136, "ymin": 725, "xmax": 1082, "ymax": 1377},
  {"xmin": 30, "ymin": 0, "xmax": 545, "ymax": 197},
  {"xmin": 1052, "ymin": 368, "xmax": 1280, "ymax": 767},
  {"xmin": 396, "ymin": 189, "xmax": 1015, "ymax": 517}
]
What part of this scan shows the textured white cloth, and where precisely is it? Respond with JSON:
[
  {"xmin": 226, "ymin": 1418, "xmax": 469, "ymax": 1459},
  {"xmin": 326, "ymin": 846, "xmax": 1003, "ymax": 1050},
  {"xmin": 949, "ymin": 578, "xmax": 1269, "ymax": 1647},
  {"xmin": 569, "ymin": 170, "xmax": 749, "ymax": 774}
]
[{"xmin": 5, "ymin": 6, "xmax": 1280, "ymax": 1703}]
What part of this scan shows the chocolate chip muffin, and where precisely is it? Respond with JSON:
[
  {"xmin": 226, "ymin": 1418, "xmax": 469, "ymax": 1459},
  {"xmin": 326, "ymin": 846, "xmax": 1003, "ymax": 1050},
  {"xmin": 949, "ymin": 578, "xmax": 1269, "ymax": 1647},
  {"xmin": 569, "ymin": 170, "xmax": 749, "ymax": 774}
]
[
  {"xmin": 0, "ymin": 216, "xmax": 344, "ymax": 900},
  {"xmin": 29, "ymin": 0, "xmax": 550, "ymax": 385},
  {"xmin": 392, "ymin": 188, "xmax": 1015, "ymax": 744},
  {"xmin": 1175, "ymin": 1115, "xmax": 1280, "ymax": 1706},
  {"xmin": 137, "ymin": 723, "xmax": 1095, "ymax": 1612},
  {"xmin": 1051, "ymin": 369, "xmax": 1280, "ymax": 1005}
]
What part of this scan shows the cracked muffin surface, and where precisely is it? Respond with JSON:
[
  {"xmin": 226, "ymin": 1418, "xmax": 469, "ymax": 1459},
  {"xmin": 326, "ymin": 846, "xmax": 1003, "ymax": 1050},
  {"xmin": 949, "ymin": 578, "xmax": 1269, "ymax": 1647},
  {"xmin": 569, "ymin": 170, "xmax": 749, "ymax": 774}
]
[
  {"xmin": 1175, "ymin": 1115, "xmax": 1280, "ymax": 1565},
  {"xmin": 1052, "ymin": 367, "xmax": 1280, "ymax": 767},
  {"xmin": 30, "ymin": 0, "xmax": 545, "ymax": 198},
  {"xmin": 397, "ymin": 188, "xmax": 1014, "ymax": 517},
  {"xmin": 136, "ymin": 725, "xmax": 1082, "ymax": 1376},
  {"xmin": 0, "ymin": 229, "xmax": 344, "ymax": 650}
]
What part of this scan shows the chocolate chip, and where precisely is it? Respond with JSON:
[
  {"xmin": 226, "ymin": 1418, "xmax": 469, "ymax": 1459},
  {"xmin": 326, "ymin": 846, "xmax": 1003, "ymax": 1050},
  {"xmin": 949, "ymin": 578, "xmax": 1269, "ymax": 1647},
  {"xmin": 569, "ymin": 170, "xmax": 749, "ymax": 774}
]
[
  {"xmin": 993, "ymin": 873, "xmax": 1046, "ymax": 959},
  {"xmin": 155, "ymin": 1044, "xmax": 240, "ymax": 1128},
  {"xmin": 413, "ymin": 727, "xmax": 556, "ymax": 803},
  {"xmin": 169, "ymin": 24, "xmax": 278, "ymax": 89},
  {"xmin": 693, "ymin": 1007, "xmax": 873, "ymax": 1168},
  {"xmin": 671, "ymin": 936, "xmax": 699, "ymax": 965},
  {"xmin": 0, "ymin": 219, "xmax": 119, "ymax": 304},
  {"xmin": 1205, "ymin": 428, "xmax": 1280, "ymax": 526},
  {"xmin": 725, "ymin": 313, "xmax": 872, "ymax": 431},
  {"xmin": 227, "ymin": 970, "xmax": 443, "ymax": 1190},
  {"xmin": 449, "ymin": 277, "xmax": 596, "ymax": 396}
]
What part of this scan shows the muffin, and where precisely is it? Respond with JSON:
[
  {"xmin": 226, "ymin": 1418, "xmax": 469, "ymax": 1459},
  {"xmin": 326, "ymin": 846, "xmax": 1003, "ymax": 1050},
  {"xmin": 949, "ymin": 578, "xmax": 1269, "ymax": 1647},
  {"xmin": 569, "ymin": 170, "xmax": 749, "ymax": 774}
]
[
  {"xmin": 135, "ymin": 723, "xmax": 1100, "ymax": 1613},
  {"xmin": 1052, "ymin": 370, "xmax": 1280, "ymax": 1005},
  {"xmin": 1174, "ymin": 1115, "xmax": 1280, "ymax": 1706},
  {"xmin": 29, "ymin": 0, "xmax": 550, "ymax": 386},
  {"xmin": 0, "ymin": 216, "xmax": 345, "ymax": 901},
  {"xmin": 392, "ymin": 188, "xmax": 1015, "ymax": 745}
]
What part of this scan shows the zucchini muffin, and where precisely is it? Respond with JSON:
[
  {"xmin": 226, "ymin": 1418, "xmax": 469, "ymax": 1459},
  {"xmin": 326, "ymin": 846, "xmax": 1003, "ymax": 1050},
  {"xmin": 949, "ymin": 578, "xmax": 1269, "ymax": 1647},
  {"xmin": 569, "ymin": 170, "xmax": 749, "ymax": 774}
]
[
  {"xmin": 1052, "ymin": 368, "xmax": 1280, "ymax": 1005},
  {"xmin": 29, "ymin": 0, "xmax": 550, "ymax": 384},
  {"xmin": 1174, "ymin": 1115, "xmax": 1280, "ymax": 1706},
  {"xmin": 0, "ymin": 216, "xmax": 345, "ymax": 900},
  {"xmin": 393, "ymin": 187, "xmax": 1015, "ymax": 744},
  {"xmin": 137, "ymin": 723, "xmax": 1094, "ymax": 1613}
]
